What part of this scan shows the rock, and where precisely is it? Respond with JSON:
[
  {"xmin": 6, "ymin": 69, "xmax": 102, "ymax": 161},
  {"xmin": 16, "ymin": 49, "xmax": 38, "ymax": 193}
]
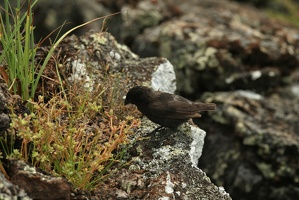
[
  {"xmin": 106, "ymin": 1, "xmax": 299, "ymax": 199},
  {"xmin": 198, "ymin": 88, "xmax": 299, "ymax": 199},
  {"xmin": 0, "ymin": 171, "xmax": 32, "ymax": 200},
  {"xmin": 9, "ymin": 159, "xmax": 71, "ymax": 200},
  {"xmin": 119, "ymin": 0, "xmax": 299, "ymax": 97},
  {"xmin": 59, "ymin": 31, "xmax": 176, "ymax": 93},
  {"xmin": 95, "ymin": 121, "xmax": 231, "ymax": 200}
]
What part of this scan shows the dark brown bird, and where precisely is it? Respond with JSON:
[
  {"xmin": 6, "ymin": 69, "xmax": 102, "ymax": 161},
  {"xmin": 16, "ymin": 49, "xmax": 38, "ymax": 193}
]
[{"xmin": 125, "ymin": 86, "xmax": 216, "ymax": 128}]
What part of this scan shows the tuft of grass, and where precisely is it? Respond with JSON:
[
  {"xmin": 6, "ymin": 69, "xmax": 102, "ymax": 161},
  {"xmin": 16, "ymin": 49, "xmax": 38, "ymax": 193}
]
[
  {"xmin": 6, "ymin": 71, "xmax": 140, "ymax": 190},
  {"xmin": 0, "ymin": 0, "xmax": 39, "ymax": 103},
  {"xmin": 0, "ymin": 0, "xmax": 119, "ymax": 111}
]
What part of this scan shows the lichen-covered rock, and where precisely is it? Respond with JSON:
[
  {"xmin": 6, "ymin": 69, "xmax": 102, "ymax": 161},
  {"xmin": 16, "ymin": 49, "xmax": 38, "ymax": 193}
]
[
  {"xmin": 109, "ymin": 1, "xmax": 299, "ymax": 199},
  {"xmin": 95, "ymin": 121, "xmax": 231, "ymax": 200},
  {"xmin": 58, "ymin": 31, "xmax": 176, "ymax": 93},
  {"xmin": 9, "ymin": 159, "xmax": 71, "ymax": 200},
  {"xmin": 0, "ymin": 172, "xmax": 32, "ymax": 200},
  {"xmin": 198, "ymin": 88, "xmax": 299, "ymax": 200},
  {"xmin": 120, "ymin": 0, "xmax": 299, "ymax": 97}
]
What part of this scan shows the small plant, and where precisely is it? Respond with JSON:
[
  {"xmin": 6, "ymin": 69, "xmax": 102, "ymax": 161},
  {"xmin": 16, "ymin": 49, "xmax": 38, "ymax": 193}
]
[{"xmin": 7, "ymin": 73, "xmax": 140, "ymax": 190}]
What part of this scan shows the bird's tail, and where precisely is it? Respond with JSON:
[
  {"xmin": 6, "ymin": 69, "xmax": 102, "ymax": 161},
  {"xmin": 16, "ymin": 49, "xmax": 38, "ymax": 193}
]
[{"xmin": 195, "ymin": 102, "xmax": 216, "ymax": 111}]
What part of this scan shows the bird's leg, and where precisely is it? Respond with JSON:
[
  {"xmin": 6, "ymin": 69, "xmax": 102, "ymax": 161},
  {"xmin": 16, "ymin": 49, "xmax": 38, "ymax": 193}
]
[
  {"xmin": 150, "ymin": 126, "xmax": 165, "ymax": 134},
  {"xmin": 140, "ymin": 126, "xmax": 165, "ymax": 139}
]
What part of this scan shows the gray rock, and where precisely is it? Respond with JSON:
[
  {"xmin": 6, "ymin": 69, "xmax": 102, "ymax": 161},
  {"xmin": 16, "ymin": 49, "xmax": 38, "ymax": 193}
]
[
  {"xmin": 9, "ymin": 159, "xmax": 71, "ymax": 200},
  {"xmin": 0, "ymin": 172, "xmax": 32, "ymax": 200},
  {"xmin": 198, "ymin": 89, "xmax": 299, "ymax": 199},
  {"xmin": 96, "ymin": 120, "xmax": 231, "ymax": 199},
  {"xmin": 109, "ymin": 1, "xmax": 299, "ymax": 198},
  {"xmin": 121, "ymin": 0, "xmax": 299, "ymax": 96}
]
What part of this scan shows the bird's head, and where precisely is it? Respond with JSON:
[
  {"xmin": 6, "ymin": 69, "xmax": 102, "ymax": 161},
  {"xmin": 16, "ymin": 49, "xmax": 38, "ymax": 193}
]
[{"xmin": 124, "ymin": 86, "xmax": 153, "ymax": 106}]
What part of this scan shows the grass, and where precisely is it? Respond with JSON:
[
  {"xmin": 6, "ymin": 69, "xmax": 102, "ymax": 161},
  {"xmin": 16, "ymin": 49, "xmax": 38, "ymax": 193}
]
[
  {"xmin": 0, "ymin": 0, "xmax": 140, "ymax": 191},
  {"xmin": 0, "ymin": 0, "xmax": 38, "ymax": 104}
]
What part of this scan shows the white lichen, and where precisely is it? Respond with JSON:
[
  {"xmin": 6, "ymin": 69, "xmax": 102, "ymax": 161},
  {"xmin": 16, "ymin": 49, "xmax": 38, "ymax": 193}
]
[
  {"xmin": 151, "ymin": 59, "xmax": 176, "ymax": 93},
  {"xmin": 189, "ymin": 125, "xmax": 206, "ymax": 167},
  {"xmin": 67, "ymin": 59, "xmax": 94, "ymax": 91},
  {"xmin": 165, "ymin": 171, "xmax": 174, "ymax": 194}
]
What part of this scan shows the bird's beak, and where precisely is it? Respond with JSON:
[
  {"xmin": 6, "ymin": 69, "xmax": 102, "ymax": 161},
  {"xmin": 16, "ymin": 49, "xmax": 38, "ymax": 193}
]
[{"xmin": 123, "ymin": 95, "xmax": 129, "ymax": 105}]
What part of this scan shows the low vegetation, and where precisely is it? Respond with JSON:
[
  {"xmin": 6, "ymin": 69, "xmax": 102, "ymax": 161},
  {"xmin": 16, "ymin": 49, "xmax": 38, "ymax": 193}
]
[{"xmin": 0, "ymin": 0, "xmax": 140, "ymax": 191}]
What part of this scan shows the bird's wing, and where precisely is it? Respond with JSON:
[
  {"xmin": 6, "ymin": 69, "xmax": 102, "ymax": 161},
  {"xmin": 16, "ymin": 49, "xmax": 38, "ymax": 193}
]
[{"xmin": 147, "ymin": 93, "xmax": 201, "ymax": 119}]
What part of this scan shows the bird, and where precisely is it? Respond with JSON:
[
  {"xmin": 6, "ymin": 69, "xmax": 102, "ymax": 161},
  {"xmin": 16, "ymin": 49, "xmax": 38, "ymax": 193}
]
[{"xmin": 124, "ymin": 86, "xmax": 216, "ymax": 128}]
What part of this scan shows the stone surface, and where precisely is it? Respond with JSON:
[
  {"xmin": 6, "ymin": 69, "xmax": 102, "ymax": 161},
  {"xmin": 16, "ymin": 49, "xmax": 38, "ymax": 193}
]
[
  {"xmin": 118, "ymin": 0, "xmax": 299, "ymax": 97},
  {"xmin": 9, "ymin": 159, "xmax": 71, "ymax": 200},
  {"xmin": 197, "ymin": 88, "xmax": 299, "ymax": 200},
  {"xmin": 0, "ymin": 172, "xmax": 32, "ymax": 200},
  {"xmin": 58, "ymin": 31, "xmax": 176, "ymax": 93},
  {"xmin": 104, "ymin": 1, "xmax": 299, "ymax": 199},
  {"xmin": 95, "ymin": 121, "xmax": 231, "ymax": 199}
]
